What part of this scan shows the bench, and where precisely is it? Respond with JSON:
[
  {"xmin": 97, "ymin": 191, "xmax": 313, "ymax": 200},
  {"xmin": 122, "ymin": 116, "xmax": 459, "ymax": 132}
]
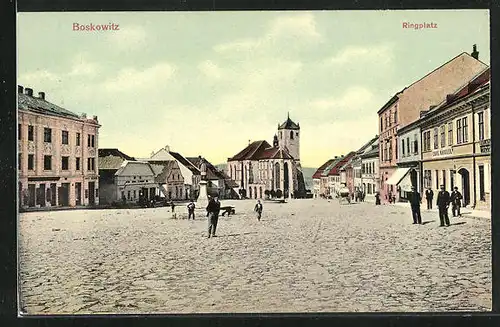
[{"xmin": 220, "ymin": 206, "xmax": 236, "ymax": 216}]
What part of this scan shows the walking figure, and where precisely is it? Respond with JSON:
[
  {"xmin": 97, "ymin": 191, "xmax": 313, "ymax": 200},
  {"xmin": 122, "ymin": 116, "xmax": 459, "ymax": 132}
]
[
  {"xmin": 206, "ymin": 195, "xmax": 221, "ymax": 238},
  {"xmin": 450, "ymin": 187, "xmax": 463, "ymax": 217},
  {"xmin": 425, "ymin": 188, "xmax": 434, "ymax": 210},
  {"xmin": 254, "ymin": 200, "xmax": 263, "ymax": 221},
  {"xmin": 408, "ymin": 186, "xmax": 422, "ymax": 224},
  {"xmin": 437, "ymin": 185, "xmax": 451, "ymax": 227},
  {"xmin": 171, "ymin": 202, "xmax": 176, "ymax": 219},
  {"xmin": 388, "ymin": 191, "xmax": 393, "ymax": 204},
  {"xmin": 375, "ymin": 192, "xmax": 381, "ymax": 205},
  {"xmin": 187, "ymin": 200, "xmax": 195, "ymax": 220}
]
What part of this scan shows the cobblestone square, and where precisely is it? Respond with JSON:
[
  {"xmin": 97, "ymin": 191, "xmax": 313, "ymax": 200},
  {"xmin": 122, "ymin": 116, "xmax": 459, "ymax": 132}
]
[{"xmin": 18, "ymin": 199, "xmax": 491, "ymax": 314}]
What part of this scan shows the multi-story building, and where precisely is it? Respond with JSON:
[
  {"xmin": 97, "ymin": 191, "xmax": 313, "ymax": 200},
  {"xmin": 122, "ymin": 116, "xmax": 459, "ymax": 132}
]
[
  {"xmin": 359, "ymin": 142, "xmax": 380, "ymax": 202},
  {"xmin": 420, "ymin": 67, "xmax": 490, "ymax": 210},
  {"xmin": 98, "ymin": 148, "xmax": 136, "ymax": 204},
  {"xmin": 378, "ymin": 47, "xmax": 487, "ymax": 203},
  {"xmin": 390, "ymin": 122, "xmax": 421, "ymax": 201},
  {"xmin": 18, "ymin": 86, "xmax": 100, "ymax": 208},
  {"xmin": 312, "ymin": 159, "xmax": 336, "ymax": 198},
  {"xmin": 227, "ymin": 115, "xmax": 307, "ymax": 199}
]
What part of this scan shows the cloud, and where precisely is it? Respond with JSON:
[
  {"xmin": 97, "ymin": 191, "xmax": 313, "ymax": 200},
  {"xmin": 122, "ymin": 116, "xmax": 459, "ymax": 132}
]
[
  {"xmin": 104, "ymin": 62, "xmax": 176, "ymax": 92},
  {"xmin": 214, "ymin": 13, "xmax": 322, "ymax": 55},
  {"xmin": 19, "ymin": 70, "xmax": 62, "ymax": 85},
  {"xmin": 106, "ymin": 25, "xmax": 147, "ymax": 49},
  {"xmin": 198, "ymin": 60, "xmax": 222, "ymax": 79},
  {"xmin": 68, "ymin": 54, "xmax": 99, "ymax": 77},
  {"xmin": 326, "ymin": 44, "xmax": 394, "ymax": 66}
]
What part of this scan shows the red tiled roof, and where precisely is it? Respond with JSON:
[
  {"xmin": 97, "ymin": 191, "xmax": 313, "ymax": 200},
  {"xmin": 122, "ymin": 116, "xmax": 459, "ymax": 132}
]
[
  {"xmin": 327, "ymin": 152, "xmax": 356, "ymax": 176},
  {"xmin": 312, "ymin": 159, "xmax": 337, "ymax": 179},
  {"xmin": 228, "ymin": 140, "xmax": 272, "ymax": 161},
  {"xmin": 260, "ymin": 146, "xmax": 294, "ymax": 160},
  {"xmin": 437, "ymin": 67, "xmax": 490, "ymax": 110}
]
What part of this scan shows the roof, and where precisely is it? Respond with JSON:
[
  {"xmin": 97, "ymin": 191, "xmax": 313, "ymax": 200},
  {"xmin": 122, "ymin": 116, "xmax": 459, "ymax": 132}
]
[
  {"xmin": 312, "ymin": 159, "xmax": 337, "ymax": 179},
  {"xmin": 377, "ymin": 92, "xmax": 403, "ymax": 115},
  {"xmin": 356, "ymin": 136, "xmax": 379, "ymax": 154},
  {"xmin": 360, "ymin": 145, "xmax": 379, "ymax": 159},
  {"xmin": 114, "ymin": 160, "xmax": 156, "ymax": 177},
  {"xmin": 186, "ymin": 157, "xmax": 225, "ymax": 180},
  {"xmin": 327, "ymin": 152, "xmax": 356, "ymax": 176},
  {"xmin": 18, "ymin": 88, "xmax": 92, "ymax": 121},
  {"xmin": 169, "ymin": 151, "xmax": 200, "ymax": 174},
  {"xmin": 98, "ymin": 148, "xmax": 136, "ymax": 170},
  {"xmin": 228, "ymin": 140, "xmax": 272, "ymax": 161},
  {"xmin": 428, "ymin": 67, "xmax": 490, "ymax": 114},
  {"xmin": 260, "ymin": 147, "xmax": 294, "ymax": 160},
  {"xmin": 278, "ymin": 115, "xmax": 300, "ymax": 130},
  {"xmin": 148, "ymin": 160, "xmax": 178, "ymax": 183}
]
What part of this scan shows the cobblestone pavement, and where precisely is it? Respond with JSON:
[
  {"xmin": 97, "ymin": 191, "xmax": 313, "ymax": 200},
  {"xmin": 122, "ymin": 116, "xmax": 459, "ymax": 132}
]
[{"xmin": 18, "ymin": 199, "xmax": 491, "ymax": 314}]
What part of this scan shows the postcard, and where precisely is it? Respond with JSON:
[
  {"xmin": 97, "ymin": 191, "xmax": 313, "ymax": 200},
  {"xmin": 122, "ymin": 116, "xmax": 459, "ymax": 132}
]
[{"xmin": 16, "ymin": 10, "xmax": 491, "ymax": 314}]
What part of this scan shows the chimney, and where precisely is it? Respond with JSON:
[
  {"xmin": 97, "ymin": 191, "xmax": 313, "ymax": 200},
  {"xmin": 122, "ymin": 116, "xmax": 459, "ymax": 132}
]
[
  {"xmin": 25, "ymin": 88, "xmax": 33, "ymax": 96},
  {"xmin": 471, "ymin": 44, "xmax": 479, "ymax": 60},
  {"xmin": 38, "ymin": 92, "xmax": 45, "ymax": 100},
  {"xmin": 18, "ymin": 85, "xmax": 24, "ymax": 94},
  {"xmin": 164, "ymin": 145, "xmax": 170, "ymax": 152}
]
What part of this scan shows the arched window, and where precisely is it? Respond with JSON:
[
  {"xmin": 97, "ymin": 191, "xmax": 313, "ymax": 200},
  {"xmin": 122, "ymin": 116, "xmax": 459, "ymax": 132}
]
[{"xmin": 290, "ymin": 131, "xmax": 294, "ymax": 139}]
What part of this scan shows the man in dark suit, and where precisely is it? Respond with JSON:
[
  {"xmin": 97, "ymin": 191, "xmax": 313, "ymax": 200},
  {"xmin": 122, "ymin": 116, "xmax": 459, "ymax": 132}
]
[
  {"xmin": 450, "ymin": 187, "xmax": 463, "ymax": 217},
  {"xmin": 436, "ymin": 185, "xmax": 451, "ymax": 227},
  {"xmin": 206, "ymin": 195, "xmax": 221, "ymax": 238},
  {"xmin": 408, "ymin": 186, "xmax": 422, "ymax": 224},
  {"xmin": 425, "ymin": 188, "xmax": 434, "ymax": 210}
]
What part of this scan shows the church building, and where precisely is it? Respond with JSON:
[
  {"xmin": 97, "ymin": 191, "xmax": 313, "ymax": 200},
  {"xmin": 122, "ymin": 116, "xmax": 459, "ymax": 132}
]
[{"xmin": 227, "ymin": 115, "xmax": 307, "ymax": 199}]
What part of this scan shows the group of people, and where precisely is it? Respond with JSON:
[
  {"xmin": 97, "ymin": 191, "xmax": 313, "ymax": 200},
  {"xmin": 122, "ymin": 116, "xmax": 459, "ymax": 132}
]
[
  {"xmin": 408, "ymin": 185, "xmax": 463, "ymax": 227},
  {"xmin": 180, "ymin": 197, "xmax": 264, "ymax": 238}
]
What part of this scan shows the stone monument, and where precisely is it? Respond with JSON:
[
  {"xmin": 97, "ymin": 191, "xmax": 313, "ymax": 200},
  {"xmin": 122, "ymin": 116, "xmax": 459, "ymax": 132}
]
[{"xmin": 196, "ymin": 157, "xmax": 210, "ymax": 209}]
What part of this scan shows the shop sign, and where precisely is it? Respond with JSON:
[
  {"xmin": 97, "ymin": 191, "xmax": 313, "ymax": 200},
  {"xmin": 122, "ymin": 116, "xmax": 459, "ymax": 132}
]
[{"xmin": 432, "ymin": 147, "xmax": 453, "ymax": 157}]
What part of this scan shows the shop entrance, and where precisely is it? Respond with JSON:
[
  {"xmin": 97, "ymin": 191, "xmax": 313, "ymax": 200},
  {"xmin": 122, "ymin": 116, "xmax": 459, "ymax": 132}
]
[{"xmin": 458, "ymin": 168, "xmax": 470, "ymax": 206}]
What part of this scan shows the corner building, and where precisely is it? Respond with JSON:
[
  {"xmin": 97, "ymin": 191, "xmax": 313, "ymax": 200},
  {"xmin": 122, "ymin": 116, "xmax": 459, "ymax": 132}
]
[{"xmin": 18, "ymin": 86, "xmax": 100, "ymax": 208}]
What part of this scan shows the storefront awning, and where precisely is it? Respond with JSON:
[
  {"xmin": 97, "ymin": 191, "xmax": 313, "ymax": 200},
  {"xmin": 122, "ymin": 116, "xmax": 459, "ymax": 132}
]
[
  {"xmin": 398, "ymin": 171, "xmax": 414, "ymax": 192},
  {"xmin": 385, "ymin": 167, "xmax": 411, "ymax": 185}
]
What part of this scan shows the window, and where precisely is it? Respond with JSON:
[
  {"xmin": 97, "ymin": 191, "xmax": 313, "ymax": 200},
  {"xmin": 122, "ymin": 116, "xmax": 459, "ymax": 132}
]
[
  {"xmin": 394, "ymin": 108, "xmax": 398, "ymax": 124},
  {"xmin": 18, "ymin": 124, "xmax": 21, "ymax": 140},
  {"xmin": 380, "ymin": 117, "xmax": 383, "ymax": 131},
  {"xmin": 91, "ymin": 135, "xmax": 95, "ymax": 147},
  {"xmin": 76, "ymin": 158, "xmax": 80, "ymax": 171},
  {"xmin": 456, "ymin": 119, "xmax": 462, "ymax": 144},
  {"xmin": 401, "ymin": 139, "xmax": 405, "ymax": 156},
  {"xmin": 44, "ymin": 128, "xmax": 52, "ymax": 143},
  {"xmin": 388, "ymin": 140, "xmax": 392, "ymax": 161},
  {"xmin": 92, "ymin": 158, "xmax": 95, "ymax": 171},
  {"xmin": 423, "ymin": 131, "xmax": 431, "ymax": 151},
  {"xmin": 450, "ymin": 170, "xmax": 455, "ymax": 190},
  {"xmin": 406, "ymin": 137, "xmax": 410, "ymax": 156},
  {"xmin": 87, "ymin": 158, "xmax": 95, "ymax": 171},
  {"xmin": 448, "ymin": 122, "xmax": 453, "ymax": 145},
  {"xmin": 61, "ymin": 157, "xmax": 69, "ymax": 170},
  {"xmin": 413, "ymin": 134, "xmax": 418, "ymax": 153},
  {"xmin": 28, "ymin": 154, "xmax": 34, "ymax": 170},
  {"xmin": 462, "ymin": 117, "xmax": 468, "ymax": 143},
  {"xmin": 435, "ymin": 170, "xmax": 439, "ymax": 189},
  {"xmin": 478, "ymin": 112, "xmax": 484, "ymax": 141},
  {"xmin": 290, "ymin": 131, "xmax": 294, "ymax": 139},
  {"xmin": 76, "ymin": 133, "xmax": 81, "ymax": 146},
  {"xmin": 18, "ymin": 153, "xmax": 21, "ymax": 170},
  {"xmin": 27, "ymin": 125, "xmax": 34, "ymax": 141},
  {"xmin": 44, "ymin": 155, "xmax": 52, "ymax": 170},
  {"xmin": 127, "ymin": 191, "xmax": 131, "ymax": 200},
  {"xmin": 395, "ymin": 140, "xmax": 398, "ymax": 160},
  {"xmin": 133, "ymin": 190, "xmax": 136, "ymax": 199},
  {"xmin": 61, "ymin": 130, "xmax": 69, "ymax": 145},
  {"xmin": 440, "ymin": 125, "xmax": 445, "ymax": 148},
  {"xmin": 433, "ymin": 127, "xmax": 438, "ymax": 149}
]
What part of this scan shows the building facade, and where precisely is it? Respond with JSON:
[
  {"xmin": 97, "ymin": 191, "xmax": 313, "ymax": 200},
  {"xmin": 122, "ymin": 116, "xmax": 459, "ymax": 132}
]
[
  {"xmin": 420, "ymin": 68, "xmax": 490, "ymax": 210},
  {"xmin": 378, "ymin": 49, "xmax": 487, "ymax": 203},
  {"xmin": 227, "ymin": 115, "xmax": 307, "ymax": 199},
  {"xmin": 18, "ymin": 86, "xmax": 100, "ymax": 209},
  {"xmin": 359, "ymin": 144, "xmax": 380, "ymax": 203}
]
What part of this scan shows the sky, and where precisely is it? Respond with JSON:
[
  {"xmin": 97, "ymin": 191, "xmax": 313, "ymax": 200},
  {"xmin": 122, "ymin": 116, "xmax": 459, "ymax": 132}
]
[{"xmin": 17, "ymin": 10, "xmax": 490, "ymax": 168}]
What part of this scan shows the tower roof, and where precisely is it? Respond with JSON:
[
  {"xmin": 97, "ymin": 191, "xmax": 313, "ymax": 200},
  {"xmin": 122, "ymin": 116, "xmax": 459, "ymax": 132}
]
[{"xmin": 278, "ymin": 113, "xmax": 300, "ymax": 130}]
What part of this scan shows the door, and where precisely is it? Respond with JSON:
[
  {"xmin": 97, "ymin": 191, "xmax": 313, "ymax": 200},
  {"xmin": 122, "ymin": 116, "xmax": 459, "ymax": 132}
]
[
  {"xmin": 88, "ymin": 182, "xmax": 95, "ymax": 205},
  {"xmin": 75, "ymin": 182, "xmax": 82, "ymax": 205},
  {"xmin": 37, "ymin": 183, "xmax": 45, "ymax": 207},
  {"xmin": 458, "ymin": 168, "xmax": 470, "ymax": 207},
  {"xmin": 28, "ymin": 184, "xmax": 36, "ymax": 207},
  {"xmin": 50, "ymin": 183, "xmax": 57, "ymax": 206}
]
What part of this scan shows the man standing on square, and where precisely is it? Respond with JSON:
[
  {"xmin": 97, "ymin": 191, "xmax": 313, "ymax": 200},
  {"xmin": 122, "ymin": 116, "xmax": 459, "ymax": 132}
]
[
  {"xmin": 425, "ymin": 188, "xmax": 434, "ymax": 210},
  {"xmin": 187, "ymin": 200, "xmax": 196, "ymax": 220},
  {"xmin": 206, "ymin": 195, "xmax": 221, "ymax": 238},
  {"xmin": 436, "ymin": 185, "xmax": 451, "ymax": 227},
  {"xmin": 408, "ymin": 186, "xmax": 422, "ymax": 224},
  {"xmin": 450, "ymin": 187, "xmax": 463, "ymax": 217}
]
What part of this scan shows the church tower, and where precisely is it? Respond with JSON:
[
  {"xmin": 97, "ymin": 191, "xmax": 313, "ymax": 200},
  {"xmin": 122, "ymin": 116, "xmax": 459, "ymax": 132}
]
[{"xmin": 277, "ymin": 113, "xmax": 300, "ymax": 161}]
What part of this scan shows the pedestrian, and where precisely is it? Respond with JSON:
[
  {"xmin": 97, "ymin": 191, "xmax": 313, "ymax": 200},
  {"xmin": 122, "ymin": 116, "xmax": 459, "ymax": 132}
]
[
  {"xmin": 408, "ymin": 186, "xmax": 422, "ymax": 224},
  {"xmin": 450, "ymin": 187, "xmax": 463, "ymax": 217},
  {"xmin": 171, "ymin": 202, "xmax": 176, "ymax": 219},
  {"xmin": 375, "ymin": 192, "xmax": 381, "ymax": 205},
  {"xmin": 187, "ymin": 200, "xmax": 196, "ymax": 220},
  {"xmin": 436, "ymin": 184, "xmax": 451, "ymax": 227},
  {"xmin": 425, "ymin": 188, "xmax": 434, "ymax": 210},
  {"xmin": 254, "ymin": 199, "xmax": 263, "ymax": 221},
  {"xmin": 206, "ymin": 195, "xmax": 221, "ymax": 238},
  {"xmin": 388, "ymin": 191, "xmax": 393, "ymax": 204}
]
